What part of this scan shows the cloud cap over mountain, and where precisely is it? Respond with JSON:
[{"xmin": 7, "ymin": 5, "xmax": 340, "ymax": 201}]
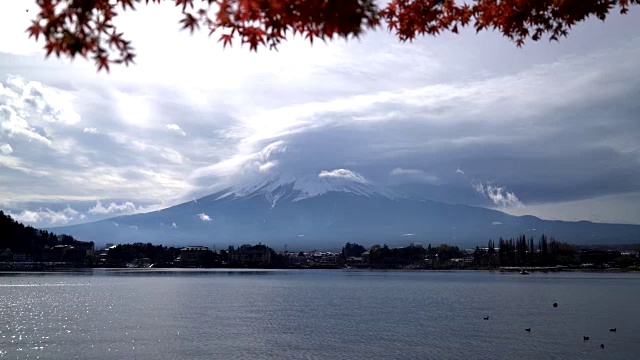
[{"xmin": 0, "ymin": 2, "xmax": 639, "ymax": 227}]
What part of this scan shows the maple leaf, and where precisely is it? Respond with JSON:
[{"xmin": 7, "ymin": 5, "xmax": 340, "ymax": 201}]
[
  {"xmin": 180, "ymin": 13, "xmax": 200, "ymax": 33},
  {"xmin": 219, "ymin": 33, "xmax": 234, "ymax": 48},
  {"xmin": 25, "ymin": 0, "xmax": 640, "ymax": 71}
]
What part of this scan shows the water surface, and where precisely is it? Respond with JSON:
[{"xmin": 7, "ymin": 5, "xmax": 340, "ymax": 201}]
[{"xmin": 1, "ymin": 269, "xmax": 638, "ymax": 359}]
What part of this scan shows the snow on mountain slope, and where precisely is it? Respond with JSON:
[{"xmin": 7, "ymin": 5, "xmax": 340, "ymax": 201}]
[{"xmin": 215, "ymin": 172, "xmax": 406, "ymax": 207}]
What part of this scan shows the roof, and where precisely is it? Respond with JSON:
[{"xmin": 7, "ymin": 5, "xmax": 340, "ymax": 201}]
[{"xmin": 181, "ymin": 246, "xmax": 209, "ymax": 251}]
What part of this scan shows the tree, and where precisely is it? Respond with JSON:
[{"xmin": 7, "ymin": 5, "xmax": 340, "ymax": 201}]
[
  {"xmin": 540, "ymin": 234, "xmax": 549, "ymax": 265},
  {"xmin": 28, "ymin": 0, "xmax": 639, "ymax": 71},
  {"xmin": 341, "ymin": 242, "xmax": 367, "ymax": 258}
]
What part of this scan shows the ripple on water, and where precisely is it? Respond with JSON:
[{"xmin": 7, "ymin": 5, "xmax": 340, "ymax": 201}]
[{"xmin": 0, "ymin": 271, "xmax": 639, "ymax": 360}]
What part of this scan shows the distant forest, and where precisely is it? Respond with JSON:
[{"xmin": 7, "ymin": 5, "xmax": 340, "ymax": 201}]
[{"xmin": 0, "ymin": 210, "xmax": 85, "ymax": 254}]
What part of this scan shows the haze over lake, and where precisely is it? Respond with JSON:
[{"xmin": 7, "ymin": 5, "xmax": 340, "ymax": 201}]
[{"xmin": 1, "ymin": 270, "xmax": 639, "ymax": 360}]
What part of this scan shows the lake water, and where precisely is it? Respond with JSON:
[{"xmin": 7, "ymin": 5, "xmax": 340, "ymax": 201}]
[{"xmin": 0, "ymin": 269, "xmax": 639, "ymax": 359}]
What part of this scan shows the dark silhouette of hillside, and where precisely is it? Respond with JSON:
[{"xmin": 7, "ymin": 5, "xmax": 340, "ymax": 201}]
[{"xmin": 0, "ymin": 210, "xmax": 89, "ymax": 258}]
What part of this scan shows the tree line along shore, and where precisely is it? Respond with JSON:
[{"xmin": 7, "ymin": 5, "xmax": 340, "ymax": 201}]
[{"xmin": 1, "ymin": 210, "xmax": 639, "ymax": 271}]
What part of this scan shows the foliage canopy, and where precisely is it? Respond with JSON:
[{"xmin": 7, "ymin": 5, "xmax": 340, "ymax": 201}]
[{"xmin": 28, "ymin": 0, "xmax": 639, "ymax": 71}]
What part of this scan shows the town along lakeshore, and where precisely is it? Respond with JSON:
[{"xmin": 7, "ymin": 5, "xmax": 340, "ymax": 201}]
[
  {"xmin": 3, "ymin": 211, "xmax": 639, "ymax": 271},
  {"xmin": 3, "ymin": 239, "xmax": 639, "ymax": 272}
]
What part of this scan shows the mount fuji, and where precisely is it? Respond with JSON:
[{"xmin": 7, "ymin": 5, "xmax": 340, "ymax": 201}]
[{"xmin": 52, "ymin": 173, "xmax": 640, "ymax": 249}]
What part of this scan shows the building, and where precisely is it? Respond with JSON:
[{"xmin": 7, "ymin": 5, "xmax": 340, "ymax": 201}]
[
  {"xmin": 44, "ymin": 242, "xmax": 95, "ymax": 263},
  {"xmin": 48, "ymin": 244, "xmax": 73, "ymax": 262},
  {"xmin": 229, "ymin": 244, "xmax": 271, "ymax": 265},
  {"xmin": 0, "ymin": 249, "xmax": 12, "ymax": 262},
  {"xmin": 12, "ymin": 252, "xmax": 28, "ymax": 262},
  {"xmin": 73, "ymin": 241, "xmax": 95, "ymax": 257},
  {"xmin": 180, "ymin": 246, "xmax": 210, "ymax": 267}
]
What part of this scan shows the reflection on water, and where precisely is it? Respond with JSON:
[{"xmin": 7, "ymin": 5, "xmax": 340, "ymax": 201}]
[{"xmin": 0, "ymin": 270, "xmax": 638, "ymax": 359}]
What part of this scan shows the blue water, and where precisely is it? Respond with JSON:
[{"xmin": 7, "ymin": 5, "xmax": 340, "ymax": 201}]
[{"xmin": 1, "ymin": 269, "xmax": 639, "ymax": 359}]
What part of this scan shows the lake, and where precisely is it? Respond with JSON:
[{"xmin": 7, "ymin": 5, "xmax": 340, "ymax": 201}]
[{"xmin": 0, "ymin": 269, "xmax": 639, "ymax": 359}]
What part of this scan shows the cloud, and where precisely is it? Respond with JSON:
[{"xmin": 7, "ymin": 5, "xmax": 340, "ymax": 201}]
[
  {"xmin": 166, "ymin": 124, "xmax": 186, "ymax": 136},
  {"xmin": 198, "ymin": 212, "xmax": 211, "ymax": 221},
  {"xmin": 0, "ymin": 103, "xmax": 51, "ymax": 144},
  {"xmin": 189, "ymin": 140, "xmax": 288, "ymax": 191},
  {"xmin": 456, "ymin": 168, "xmax": 465, "ymax": 175},
  {"xmin": 9, "ymin": 206, "xmax": 79, "ymax": 225},
  {"xmin": 128, "ymin": 225, "xmax": 138, "ymax": 230},
  {"xmin": 161, "ymin": 148, "xmax": 184, "ymax": 164},
  {"xmin": 318, "ymin": 169, "xmax": 367, "ymax": 183},
  {"xmin": 83, "ymin": 127, "xmax": 98, "ymax": 134},
  {"xmin": 390, "ymin": 168, "xmax": 438, "ymax": 183},
  {"xmin": 171, "ymin": 222, "xmax": 178, "ymax": 229},
  {"xmin": 0, "ymin": 76, "xmax": 81, "ymax": 125},
  {"xmin": 88, "ymin": 200, "xmax": 138, "ymax": 215},
  {"xmin": 472, "ymin": 180, "xmax": 524, "ymax": 208},
  {"xmin": 492, "ymin": 221, "xmax": 503, "ymax": 225},
  {"xmin": 402, "ymin": 233, "xmax": 415, "ymax": 236},
  {"xmin": 0, "ymin": 143, "xmax": 12, "ymax": 154},
  {"xmin": 258, "ymin": 161, "xmax": 277, "ymax": 172},
  {"xmin": 1, "ymin": 13, "xmax": 640, "ymax": 226}
]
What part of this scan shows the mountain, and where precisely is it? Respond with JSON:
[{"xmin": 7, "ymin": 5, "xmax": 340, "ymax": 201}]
[{"xmin": 51, "ymin": 174, "xmax": 640, "ymax": 249}]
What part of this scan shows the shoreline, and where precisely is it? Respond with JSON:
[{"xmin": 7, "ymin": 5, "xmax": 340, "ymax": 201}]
[{"xmin": 1, "ymin": 265, "xmax": 638, "ymax": 273}]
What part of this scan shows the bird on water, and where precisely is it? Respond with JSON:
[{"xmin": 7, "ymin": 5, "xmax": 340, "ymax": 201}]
[
  {"xmin": 483, "ymin": 316, "xmax": 489, "ymax": 320},
  {"xmin": 610, "ymin": 328, "xmax": 617, "ymax": 332},
  {"xmin": 525, "ymin": 328, "xmax": 531, "ymax": 332},
  {"xmin": 553, "ymin": 302, "xmax": 558, "ymax": 308},
  {"xmin": 583, "ymin": 336, "xmax": 590, "ymax": 341},
  {"xmin": 601, "ymin": 344, "xmax": 605, "ymax": 349}
]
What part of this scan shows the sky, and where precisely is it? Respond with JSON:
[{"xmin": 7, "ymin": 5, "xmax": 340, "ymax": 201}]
[{"xmin": 1, "ymin": 1, "xmax": 639, "ymax": 227}]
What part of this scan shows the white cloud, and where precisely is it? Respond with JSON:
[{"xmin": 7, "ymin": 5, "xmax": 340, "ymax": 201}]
[
  {"xmin": 391, "ymin": 168, "xmax": 422, "ymax": 176},
  {"xmin": 258, "ymin": 161, "xmax": 277, "ymax": 172},
  {"xmin": 456, "ymin": 168, "xmax": 465, "ymax": 175},
  {"xmin": 318, "ymin": 169, "xmax": 367, "ymax": 183},
  {"xmin": 161, "ymin": 148, "xmax": 184, "ymax": 164},
  {"xmin": 0, "ymin": 104, "xmax": 51, "ymax": 144},
  {"xmin": 1, "ymin": 76, "xmax": 81, "ymax": 125},
  {"xmin": 73, "ymin": 156, "xmax": 91, "ymax": 167},
  {"xmin": 198, "ymin": 212, "xmax": 212, "ymax": 221},
  {"xmin": 402, "ymin": 233, "xmax": 415, "ymax": 236},
  {"xmin": 0, "ymin": 143, "xmax": 12, "ymax": 154},
  {"xmin": 0, "ymin": 9, "xmax": 639, "ymax": 227},
  {"xmin": 472, "ymin": 180, "xmax": 524, "ymax": 208},
  {"xmin": 166, "ymin": 124, "xmax": 186, "ymax": 136},
  {"xmin": 390, "ymin": 168, "xmax": 438, "ymax": 183},
  {"xmin": 88, "ymin": 200, "xmax": 138, "ymax": 215},
  {"xmin": 114, "ymin": 91, "xmax": 151, "ymax": 128},
  {"xmin": 9, "ymin": 206, "xmax": 79, "ymax": 225},
  {"xmin": 171, "ymin": 222, "xmax": 178, "ymax": 229},
  {"xmin": 492, "ymin": 221, "xmax": 503, "ymax": 225},
  {"xmin": 128, "ymin": 225, "xmax": 138, "ymax": 230},
  {"xmin": 83, "ymin": 127, "xmax": 98, "ymax": 134}
]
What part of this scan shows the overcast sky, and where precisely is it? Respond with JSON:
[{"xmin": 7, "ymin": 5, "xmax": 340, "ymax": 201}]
[{"xmin": 1, "ymin": 2, "xmax": 639, "ymax": 227}]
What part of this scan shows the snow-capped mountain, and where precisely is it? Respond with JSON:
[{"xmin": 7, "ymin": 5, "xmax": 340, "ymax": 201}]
[
  {"xmin": 215, "ymin": 172, "xmax": 406, "ymax": 207},
  {"xmin": 52, "ymin": 173, "xmax": 640, "ymax": 249}
]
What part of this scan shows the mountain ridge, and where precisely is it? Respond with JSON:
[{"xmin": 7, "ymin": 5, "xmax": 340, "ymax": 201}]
[{"xmin": 49, "ymin": 180, "xmax": 640, "ymax": 249}]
